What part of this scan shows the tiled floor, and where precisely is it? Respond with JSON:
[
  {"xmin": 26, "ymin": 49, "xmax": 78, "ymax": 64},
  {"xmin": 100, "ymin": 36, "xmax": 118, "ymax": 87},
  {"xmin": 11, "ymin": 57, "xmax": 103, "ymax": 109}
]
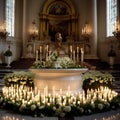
[
  {"xmin": 0, "ymin": 60, "xmax": 120, "ymax": 120},
  {"xmin": 0, "ymin": 109, "xmax": 120, "ymax": 120}
]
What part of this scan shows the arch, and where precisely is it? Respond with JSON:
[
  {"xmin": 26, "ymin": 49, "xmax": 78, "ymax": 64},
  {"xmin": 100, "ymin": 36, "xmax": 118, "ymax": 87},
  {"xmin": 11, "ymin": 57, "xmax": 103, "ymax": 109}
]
[
  {"xmin": 42, "ymin": 0, "xmax": 76, "ymax": 15},
  {"xmin": 39, "ymin": 0, "xmax": 78, "ymax": 42}
]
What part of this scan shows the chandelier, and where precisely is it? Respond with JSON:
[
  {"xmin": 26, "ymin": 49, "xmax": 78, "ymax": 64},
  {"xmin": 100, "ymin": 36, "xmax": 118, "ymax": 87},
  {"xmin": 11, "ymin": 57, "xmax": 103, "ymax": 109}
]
[
  {"xmin": 0, "ymin": 21, "xmax": 9, "ymax": 40},
  {"xmin": 30, "ymin": 20, "xmax": 38, "ymax": 41},
  {"xmin": 81, "ymin": 22, "xmax": 90, "ymax": 43},
  {"xmin": 112, "ymin": 18, "xmax": 120, "ymax": 49}
]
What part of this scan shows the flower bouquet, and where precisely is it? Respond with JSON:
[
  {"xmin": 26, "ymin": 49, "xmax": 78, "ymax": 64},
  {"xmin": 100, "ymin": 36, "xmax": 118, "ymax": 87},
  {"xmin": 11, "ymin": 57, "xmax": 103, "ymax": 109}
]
[{"xmin": 82, "ymin": 70, "xmax": 115, "ymax": 92}]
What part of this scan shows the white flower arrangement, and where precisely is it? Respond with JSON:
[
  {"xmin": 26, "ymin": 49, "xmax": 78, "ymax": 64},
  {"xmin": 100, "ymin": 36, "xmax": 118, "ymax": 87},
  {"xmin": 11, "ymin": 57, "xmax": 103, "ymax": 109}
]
[
  {"xmin": 82, "ymin": 70, "xmax": 115, "ymax": 90},
  {"xmin": 3, "ymin": 71, "xmax": 34, "ymax": 87},
  {"xmin": 32, "ymin": 51, "xmax": 84, "ymax": 69}
]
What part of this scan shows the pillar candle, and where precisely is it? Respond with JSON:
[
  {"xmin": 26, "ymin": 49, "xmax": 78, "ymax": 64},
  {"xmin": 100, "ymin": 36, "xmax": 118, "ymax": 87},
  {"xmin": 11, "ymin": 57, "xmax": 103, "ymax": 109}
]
[
  {"xmin": 73, "ymin": 50, "xmax": 75, "ymax": 62},
  {"xmin": 77, "ymin": 46, "xmax": 79, "ymax": 54},
  {"xmin": 70, "ymin": 45, "xmax": 72, "ymax": 53},
  {"xmin": 46, "ymin": 45, "xmax": 49, "ymax": 52},
  {"xmin": 81, "ymin": 48, "xmax": 84, "ymax": 62},
  {"xmin": 40, "ymin": 46, "xmax": 42, "ymax": 53}
]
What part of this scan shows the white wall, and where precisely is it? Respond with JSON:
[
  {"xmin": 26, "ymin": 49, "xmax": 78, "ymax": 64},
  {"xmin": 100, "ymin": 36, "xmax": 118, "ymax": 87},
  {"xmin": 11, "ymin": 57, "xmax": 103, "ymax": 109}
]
[
  {"xmin": 1, "ymin": 0, "xmax": 119, "ymax": 64},
  {"xmin": 97, "ymin": 0, "xmax": 120, "ymax": 64}
]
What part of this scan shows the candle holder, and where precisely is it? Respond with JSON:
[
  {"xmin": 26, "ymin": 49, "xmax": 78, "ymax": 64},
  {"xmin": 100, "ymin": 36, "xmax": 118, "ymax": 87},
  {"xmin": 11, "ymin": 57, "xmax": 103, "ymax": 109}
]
[
  {"xmin": 0, "ymin": 31, "xmax": 9, "ymax": 40},
  {"xmin": 30, "ymin": 20, "xmax": 38, "ymax": 41},
  {"xmin": 81, "ymin": 22, "xmax": 90, "ymax": 43},
  {"xmin": 113, "ymin": 30, "xmax": 120, "ymax": 49},
  {"xmin": 0, "ymin": 21, "xmax": 9, "ymax": 40}
]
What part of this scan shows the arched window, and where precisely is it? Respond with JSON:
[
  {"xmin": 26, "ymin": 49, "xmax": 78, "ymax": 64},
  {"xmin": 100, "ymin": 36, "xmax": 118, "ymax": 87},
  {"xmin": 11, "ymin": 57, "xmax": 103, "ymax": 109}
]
[
  {"xmin": 106, "ymin": 0, "xmax": 118, "ymax": 37},
  {"xmin": 5, "ymin": 0, "xmax": 15, "ymax": 37}
]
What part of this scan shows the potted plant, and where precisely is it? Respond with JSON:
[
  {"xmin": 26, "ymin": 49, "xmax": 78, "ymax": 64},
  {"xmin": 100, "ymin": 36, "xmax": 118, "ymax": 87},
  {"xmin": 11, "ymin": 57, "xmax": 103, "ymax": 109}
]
[
  {"xmin": 108, "ymin": 45, "xmax": 116, "ymax": 68},
  {"xmin": 4, "ymin": 45, "xmax": 12, "ymax": 67}
]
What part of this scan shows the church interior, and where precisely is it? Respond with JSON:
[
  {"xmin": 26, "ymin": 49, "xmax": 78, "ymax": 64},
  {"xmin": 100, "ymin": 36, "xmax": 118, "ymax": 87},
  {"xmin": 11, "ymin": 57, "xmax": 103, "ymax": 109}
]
[{"xmin": 0, "ymin": 0, "xmax": 120, "ymax": 120}]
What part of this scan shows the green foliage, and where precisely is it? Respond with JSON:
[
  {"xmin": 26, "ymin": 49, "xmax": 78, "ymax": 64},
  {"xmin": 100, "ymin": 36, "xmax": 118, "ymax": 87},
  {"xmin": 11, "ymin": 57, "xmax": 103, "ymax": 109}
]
[{"xmin": 4, "ymin": 49, "xmax": 12, "ymax": 56}]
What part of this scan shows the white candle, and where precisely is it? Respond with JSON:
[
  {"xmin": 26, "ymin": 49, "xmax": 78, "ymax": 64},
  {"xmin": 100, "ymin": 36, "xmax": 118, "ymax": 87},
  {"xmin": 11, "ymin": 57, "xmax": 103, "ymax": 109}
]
[
  {"xmin": 73, "ymin": 50, "xmax": 75, "ymax": 62},
  {"xmin": 70, "ymin": 45, "xmax": 72, "ymax": 53},
  {"xmin": 77, "ymin": 46, "xmax": 79, "ymax": 53},
  {"xmin": 46, "ymin": 45, "xmax": 49, "ymax": 52},
  {"xmin": 36, "ymin": 50, "xmax": 38, "ymax": 61},
  {"xmin": 40, "ymin": 46, "xmax": 42, "ymax": 53},
  {"xmin": 81, "ymin": 48, "xmax": 84, "ymax": 62}
]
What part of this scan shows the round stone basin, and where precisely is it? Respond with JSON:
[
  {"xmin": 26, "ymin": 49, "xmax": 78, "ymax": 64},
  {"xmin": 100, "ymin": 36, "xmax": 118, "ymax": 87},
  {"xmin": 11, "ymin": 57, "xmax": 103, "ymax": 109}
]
[{"xmin": 30, "ymin": 68, "xmax": 88, "ymax": 94}]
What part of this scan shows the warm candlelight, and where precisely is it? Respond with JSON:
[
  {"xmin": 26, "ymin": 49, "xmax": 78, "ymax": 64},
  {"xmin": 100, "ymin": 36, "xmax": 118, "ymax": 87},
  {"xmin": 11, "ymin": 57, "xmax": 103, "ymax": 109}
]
[
  {"xmin": 77, "ymin": 46, "xmax": 79, "ymax": 53},
  {"xmin": 73, "ymin": 50, "xmax": 76, "ymax": 62},
  {"xmin": 81, "ymin": 48, "xmax": 84, "ymax": 62},
  {"xmin": 40, "ymin": 46, "xmax": 42, "ymax": 53},
  {"xmin": 70, "ymin": 45, "xmax": 72, "ymax": 53}
]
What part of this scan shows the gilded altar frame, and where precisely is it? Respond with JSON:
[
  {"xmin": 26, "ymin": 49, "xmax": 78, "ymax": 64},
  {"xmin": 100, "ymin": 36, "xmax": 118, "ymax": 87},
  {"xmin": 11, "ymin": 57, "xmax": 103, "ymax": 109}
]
[{"xmin": 39, "ymin": 0, "xmax": 79, "ymax": 42}]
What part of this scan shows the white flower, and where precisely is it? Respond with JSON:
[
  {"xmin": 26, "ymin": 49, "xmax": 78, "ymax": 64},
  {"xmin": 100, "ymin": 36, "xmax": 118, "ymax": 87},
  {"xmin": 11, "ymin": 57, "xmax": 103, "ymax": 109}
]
[
  {"xmin": 31, "ymin": 104, "xmax": 37, "ymax": 111},
  {"xmin": 53, "ymin": 106, "xmax": 57, "ymax": 111},
  {"xmin": 63, "ymin": 106, "xmax": 71, "ymax": 112},
  {"xmin": 0, "ymin": 97, "xmax": 3, "ymax": 103},
  {"xmin": 91, "ymin": 103, "xmax": 95, "ymax": 109},
  {"xmin": 39, "ymin": 105, "xmax": 45, "ymax": 109},
  {"xmin": 79, "ymin": 107, "xmax": 84, "ymax": 113},
  {"xmin": 19, "ymin": 104, "xmax": 26, "ymax": 112},
  {"xmin": 37, "ymin": 102, "xmax": 40, "ymax": 107},
  {"xmin": 59, "ymin": 112, "xmax": 65, "ymax": 117},
  {"xmin": 98, "ymin": 103, "xmax": 103, "ymax": 110}
]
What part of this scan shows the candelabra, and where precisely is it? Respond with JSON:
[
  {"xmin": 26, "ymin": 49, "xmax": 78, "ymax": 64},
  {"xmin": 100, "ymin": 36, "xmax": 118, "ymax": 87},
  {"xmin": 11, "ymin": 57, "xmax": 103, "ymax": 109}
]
[
  {"xmin": 0, "ymin": 21, "xmax": 9, "ymax": 40},
  {"xmin": 30, "ymin": 20, "xmax": 38, "ymax": 41},
  {"xmin": 113, "ymin": 29, "xmax": 120, "ymax": 49},
  {"xmin": 81, "ymin": 22, "xmax": 90, "ymax": 43}
]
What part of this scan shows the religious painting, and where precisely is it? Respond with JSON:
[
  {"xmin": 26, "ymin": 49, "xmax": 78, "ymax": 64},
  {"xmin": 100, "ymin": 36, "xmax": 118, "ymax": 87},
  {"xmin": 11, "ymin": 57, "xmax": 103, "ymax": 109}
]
[
  {"xmin": 49, "ymin": 3, "xmax": 69, "ymax": 15},
  {"xmin": 48, "ymin": 20, "xmax": 69, "ymax": 42}
]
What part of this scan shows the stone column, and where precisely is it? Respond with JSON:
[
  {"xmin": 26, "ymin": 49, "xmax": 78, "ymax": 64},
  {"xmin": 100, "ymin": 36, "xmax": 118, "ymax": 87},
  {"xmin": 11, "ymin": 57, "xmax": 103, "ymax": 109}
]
[{"xmin": 22, "ymin": 0, "xmax": 27, "ymax": 57}]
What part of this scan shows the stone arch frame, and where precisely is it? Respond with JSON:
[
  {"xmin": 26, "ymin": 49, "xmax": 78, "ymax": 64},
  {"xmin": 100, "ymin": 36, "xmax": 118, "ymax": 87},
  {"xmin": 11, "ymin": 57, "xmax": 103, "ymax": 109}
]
[{"xmin": 39, "ymin": 0, "xmax": 79, "ymax": 42}]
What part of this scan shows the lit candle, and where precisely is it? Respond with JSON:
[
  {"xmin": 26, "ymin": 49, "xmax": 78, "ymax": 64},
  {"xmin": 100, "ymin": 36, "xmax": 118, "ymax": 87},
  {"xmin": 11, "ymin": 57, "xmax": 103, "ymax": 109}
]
[
  {"xmin": 46, "ymin": 45, "xmax": 49, "ymax": 52},
  {"xmin": 40, "ymin": 46, "xmax": 42, "ymax": 53},
  {"xmin": 70, "ymin": 45, "xmax": 72, "ymax": 53},
  {"xmin": 81, "ymin": 48, "xmax": 84, "ymax": 62},
  {"xmin": 77, "ymin": 46, "xmax": 79, "ymax": 54},
  {"xmin": 73, "ymin": 50, "xmax": 75, "ymax": 62}
]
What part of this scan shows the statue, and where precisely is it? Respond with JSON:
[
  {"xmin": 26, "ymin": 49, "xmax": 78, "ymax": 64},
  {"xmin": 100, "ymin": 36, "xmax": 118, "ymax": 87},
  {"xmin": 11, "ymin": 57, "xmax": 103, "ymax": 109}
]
[
  {"xmin": 54, "ymin": 32, "xmax": 66, "ymax": 56},
  {"xmin": 55, "ymin": 32, "xmax": 62, "ymax": 48}
]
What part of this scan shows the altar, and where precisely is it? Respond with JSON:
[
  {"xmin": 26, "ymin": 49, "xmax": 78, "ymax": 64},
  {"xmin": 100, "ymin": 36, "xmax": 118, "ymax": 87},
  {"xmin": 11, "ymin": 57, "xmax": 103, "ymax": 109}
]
[{"xmin": 30, "ymin": 68, "xmax": 88, "ymax": 95}]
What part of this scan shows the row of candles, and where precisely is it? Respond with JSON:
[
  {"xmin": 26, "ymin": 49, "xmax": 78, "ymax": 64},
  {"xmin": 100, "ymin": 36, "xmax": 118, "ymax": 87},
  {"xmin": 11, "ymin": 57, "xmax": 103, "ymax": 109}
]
[
  {"xmin": 2, "ymin": 85, "xmax": 118, "ymax": 106},
  {"xmin": 35, "ymin": 45, "xmax": 84, "ymax": 62}
]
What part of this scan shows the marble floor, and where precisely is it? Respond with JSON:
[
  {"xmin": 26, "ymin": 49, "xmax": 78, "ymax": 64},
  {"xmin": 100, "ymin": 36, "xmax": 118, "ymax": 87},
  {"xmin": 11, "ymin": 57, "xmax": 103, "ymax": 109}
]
[
  {"xmin": 0, "ymin": 61, "xmax": 120, "ymax": 120},
  {"xmin": 0, "ymin": 109, "xmax": 120, "ymax": 120}
]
